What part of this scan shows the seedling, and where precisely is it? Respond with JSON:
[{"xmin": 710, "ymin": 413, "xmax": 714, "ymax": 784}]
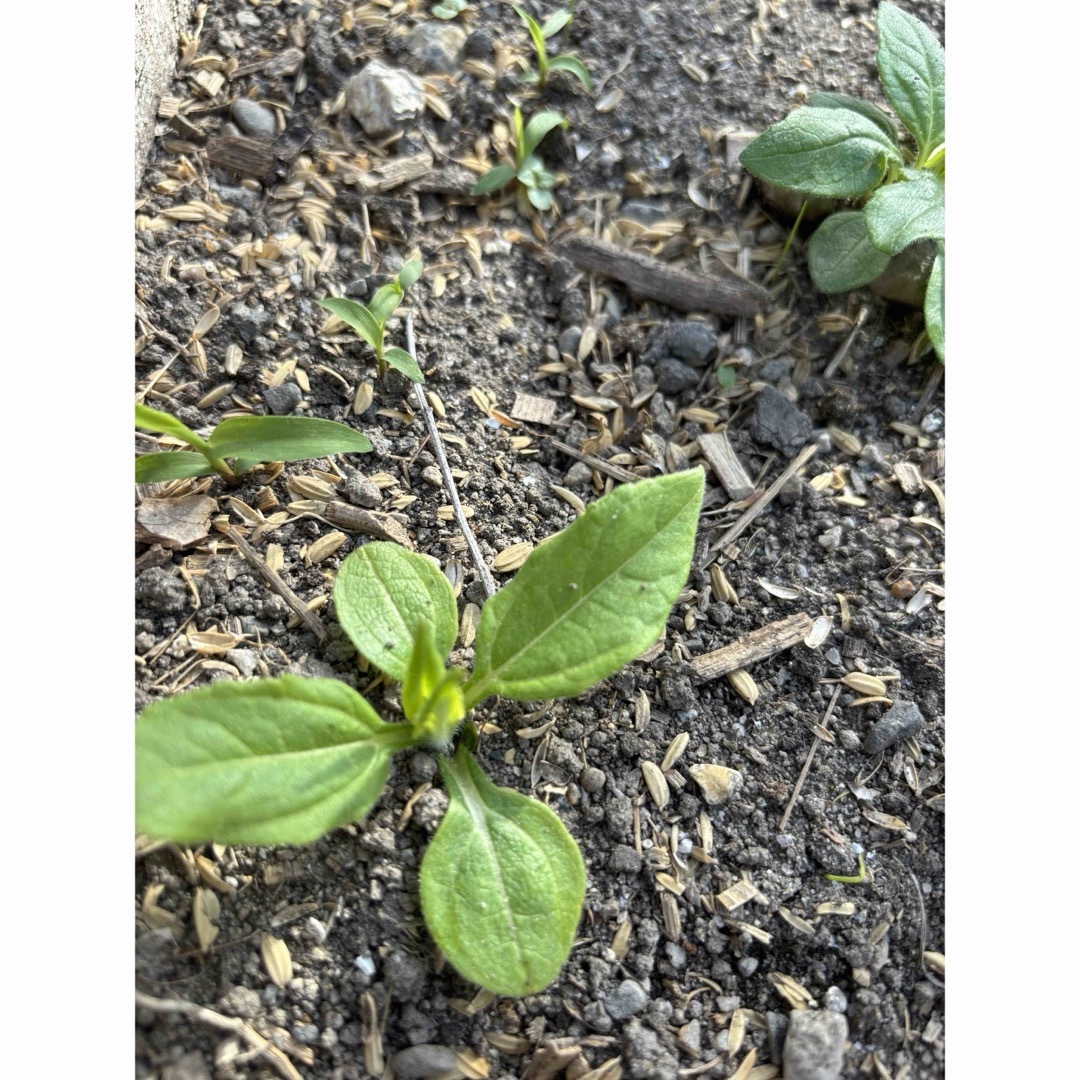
[
  {"xmin": 432, "ymin": 0, "xmax": 468, "ymax": 18},
  {"xmin": 135, "ymin": 403, "xmax": 372, "ymax": 484},
  {"xmin": 317, "ymin": 257, "xmax": 424, "ymax": 381},
  {"xmin": 739, "ymin": 2, "xmax": 944, "ymax": 359},
  {"xmin": 136, "ymin": 470, "xmax": 704, "ymax": 996},
  {"xmin": 512, "ymin": 3, "xmax": 591, "ymax": 91},
  {"xmin": 472, "ymin": 107, "xmax": 566, "ymax": 211}
]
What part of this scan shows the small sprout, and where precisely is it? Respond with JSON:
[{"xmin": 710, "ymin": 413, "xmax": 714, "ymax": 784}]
[
  {"xmin": 824, "ymin": 852, "xmax": 869, "ymax": 884},
  {"xmin": 513, "ymin": 3, "xmax": 592, "ymax": 92},
  {"xmin": 317, "ymin": 257, "xmax": 424, "ymax": 380},
  {"xmin": 135, "ymin": 403, "xmax": 371, "ymax": 485},
  {"xmin": 431, "ymin": 0, "xmax": 468, "ymax": 18},
  {"xmin": 739, "ymin": 2, "xmax": 944, "ymax": 359},
  {"xmin": 472, "ymin": 107, "xmax": 566, "ymax": 212}
]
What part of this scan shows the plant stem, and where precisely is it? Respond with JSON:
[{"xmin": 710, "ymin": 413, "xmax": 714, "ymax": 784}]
[
  {"xmin": 766, "ymin": 199, "xmax": 807, "ymax": 285},
  {"xmin": 824, "ymin": 852, "xmax": 868, "ymax": 884}
]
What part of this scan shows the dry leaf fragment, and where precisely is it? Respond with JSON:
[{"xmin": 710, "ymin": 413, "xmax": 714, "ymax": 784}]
[
  {"xmin": 195, "ymin": 854, "xmax": 236, "ymax": 894},
  {"xmin": 141, "ymin": 884, "xmax": 183, "ymax": 932},
  {"xmin": 260, "ymin": 932, "xmax": 293, "ymax": 987}
]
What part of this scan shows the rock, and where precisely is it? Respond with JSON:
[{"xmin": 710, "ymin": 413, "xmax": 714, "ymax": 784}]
[
  {"xmin": 344, "ymin": 473, "xmax": 381, "ymax": 507},
  {"xmin": 749, "ymin": 386, "xmax": 812, "ymax": 455},
  {"xmin": 869, "ymin": 240, "xmax": 935, "ymax": 308},
  {"xmin": 135, "ymin": 495, "xmax": 216, "ymax": 550},
  {"xmin": 783, "ymin": 1009, "xmax": 848, "ymax": 1080},
  {"xmin": 135, "ymin": 566, "xmax": 188, "ymax": 615},
  {"xmin": 390, "ymin": 1045, "xmax": 459, "ymax": 1079},
  {"xmin": 346, "ymin": 62, "xmax": 425, "ymax": 137},
  {"xmin": 817, "ymin": 525, "xmax": 843, "ymax": 551},
  {"xmin": 384, "ymin": 949, "xmax": 428, "ymax": 1003},
  {"xmin": 263, "ymin": 382, "xmax": 302, "ymax": 415},
  {"xmin": 558, "ymin": 290, "xmax": 587, "ymax": 326},
  {"xmin": 688, "ymin": 764, "xmax": 743, "ymax": 804},
  {"xmin": 231, "ymin": 97, "xmax": 276, "ymax": 139},
  {"xmin": 579, "ymin": 765, "xmax": 606, "ymax": 793},
  {"xmin": 226, "ymin": 649, "xmax": 260, "ymax": 677},
  {"xmin": 863, "ymin": 700, "xmax": 925, "ymax": 753},
  {"xmin": 824, "ymin": 986, "xmax": 848, "ymax": 1013},
  {"xmin": 608, "ymin": 844, "xmax": 643, "ymax": 874},
  {"xmin": 655, "ymin": 356, "xmax": 699, "ymax": 395},
  {"xmin": 216, "ymin": 985, "xmax": 262, "ymax": 1019},
  {"xmin": 406, "ymin": 23, "xmax": 466, "ymax": 73},
  {"xmin": 162, "ymin": 1052, "xmax": 212, "ymax": 1080},
  {"xmin": 230, "ymin": 304, "xmax": 271, "ymax": 345},
  {"xmin": 665, "ymin": 322, "xmax": 718, "ymax": 366},
  {"xmin": 605, "ymin": 979, "xmax": 648, "ymax": 1020},
  {"xmin": 558, "ymin": 326, "xmax": 582, "ymax": 357},
  {"xmin": 564, "ymin": 461, "xmax": 594, "ymax": 489},
  {"xmin": 464, "ymin": 27, "xmax": 494, "ymax": 59}
]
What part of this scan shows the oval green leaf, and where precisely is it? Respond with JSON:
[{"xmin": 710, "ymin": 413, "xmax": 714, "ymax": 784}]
[
  {"xmin": 925, "ymin": 245, "xmax": 944, "ymax": 360},
  {"xmin": 383, "ymin": 346, "xmax": 424, "ymax": 383},
  {"xmin": 876, "ymin": 2, "xmax": 944, "ymax": 161},
  {"xmin": 520, "ymin": 111, "xmax": 566, "ymax": 161},
  {"xmin": 367, "ymin": 282, "xmax": 403, "ymax": 325},
  {"xmin": 465, "ymin": 470, "xmax": 703, "ymax": 705},
  {"xmin": 398, "ymin": 257, "xmax": 423, "ymax": 290},
  {"xmin": 547, "ymin": 55, "xmax": 592, "ymax": 91},
  {"xmin": 136, "ymin": 676, "xmax": 409, "ymax": 845},
  {"xmin": 472, "ymin": 165, "xmax": 517, "ymax": 196},
  {"xmin": 739, "ymin": 106, "xmax": 901, "ymax": 198},
  {"xmin": 421, "ymin": 746, "xmax": 585, "ymax": 997},
  {"xmin": 136, "ymin": 450, "xmax": 216, "ymax": 483},
  {"xmin": 317, "ymin": 296, "xmax": 381, "ymax": 350},
  {"xmin": 807, "ymin": 211, "xmax": 893, "ymax": 292},
  {"xmin": 541, "ymin": 10, "xmax": 572, "ymax": 38},
  {"xmin": 864, "ymin": 170, "xmax": 944, "ymax": 256},
  {"xmin": 208, "ymin": 416, "xmax": 372, "ymax": 462},
  {"xmin": 809, "ymin": 91, "xmax": 897, "ymax": 144},
  {"xmin": 333, "ymin": 542, "xmax": 457, "ymax": 683}
]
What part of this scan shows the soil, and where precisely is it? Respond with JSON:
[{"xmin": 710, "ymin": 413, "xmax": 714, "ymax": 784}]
[{"xmin": 134, "ymin": 2, "xmax": 945, "ymax": 1078}]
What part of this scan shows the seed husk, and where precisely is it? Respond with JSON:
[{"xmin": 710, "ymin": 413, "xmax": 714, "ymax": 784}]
[
  {"xmin": 727, "ymin": 668, "xmax": 759, "ymax": 704},
  {"xmin": 260, "ymin": 932, "xmax": 293, "ymax": 987},
  {"xmin": 641, "ymin": 760, "xmax": 670, "ymax": 809},
  {"xmin": 842, "ymin": 672, "xmax": 888, "ymax": 698}
]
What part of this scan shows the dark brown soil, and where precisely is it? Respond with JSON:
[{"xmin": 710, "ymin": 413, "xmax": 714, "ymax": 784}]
[{"xmin": 135, "ymin": 2, "xmax": 945, "ymax": 1077}]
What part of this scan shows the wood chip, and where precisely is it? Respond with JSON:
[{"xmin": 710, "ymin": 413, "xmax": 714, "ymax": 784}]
[
  {"xmin": 135, "ymin": 495, "xmax": 216, "ymax": 550},
  {"xmin": 692, "ymin": 613, "xmax": 814, "ymax": 680},
  {"xmin": 260, "ymin": 933, "xmax": 293, "ymax": 987},
  {"xmin": 697, "ymin": 431, "xmax": 755, "ymax": 501},
  {"xmin": 716, "ymin": 880, "xmax": 761, "ymax": 911},
  {"xmin": 510, "ymin": 391, "xmax": 556, "ymax": 425}
]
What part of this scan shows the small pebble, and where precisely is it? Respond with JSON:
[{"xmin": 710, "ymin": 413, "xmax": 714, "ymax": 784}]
[
  {"xmin": 263, "ymin": 382, "xmax": 302, "ymax": 415},
  {"xmin": 230, "ymin": 97, "xmax": 276, "ymax": 139},
  {"xmin": 391, "ymin": 1044, "xmax": 459, "ymax": 1079},
  {"xmin": 655, "ymin": 356, "xmax": 699, "ymax": 395},
  {"xmin": 783, "ymin": 1009, "xmax": 848, "ymax": 1080},
  {"xmin": 420, "ymin": 465, "xmax": 443, "ymax": 488},
  {"xmin": 604, "ymin": 979, "xmax": 648, "ymax": 1020},
  {"xmin": 817, "ymin": 526, "xmax": 843, "ymax": 551},
  {"xmin": 405, "ymin": 23, "xmax": 466, "ymax": 73},
  {"xmin": 737, "ymin": 956, "xmax": 759, "ymax": 977},
  {"xmin": 824, "ymin": 986, "xmax": 848, "ymax": 1013},
  {"xmin": 345, "ymin": 62, "xmax": 424, "ymax": 136},
  {"xmin": 579, "ymin": 765, "xmax": 606, "ymax": 793},
  {"xmin": 863, "ymin": 700, "xmax": 925, "ymax": 754}
]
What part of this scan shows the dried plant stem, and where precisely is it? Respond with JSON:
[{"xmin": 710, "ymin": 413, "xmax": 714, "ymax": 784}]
[
  {"xmin": 406, "ymin": 311, "xmax": 496, "ymax": 600},
  {"xmin": 766, "ymin": 199, "xmax": 807, "ymax": 286},
  {"xmin": 823, "ymin": 306, "xmax": 868, "ymax": 378},
  {"xmin": 691, "ymin": 612, "xmax": 813, "ymax": 682},
  {"xmin": 780, "ymin": 684, "xmax": 842, "ymax": 831}
]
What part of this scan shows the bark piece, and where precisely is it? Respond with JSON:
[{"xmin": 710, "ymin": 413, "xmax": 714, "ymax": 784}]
[{"xmin": 691, "ymin": 612, "xmax": 814, "ymax": 681}]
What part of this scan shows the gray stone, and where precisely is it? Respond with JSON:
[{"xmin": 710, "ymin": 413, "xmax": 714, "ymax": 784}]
[
  {"xmin": 263, "ymin": 382, "xmax": 302, "ymax": 415},
  {"xmin": 622, "ymin": 1018, "xmax": 679, "ymax": 1079},
  {"xmin": 749, "ymin": 386, "xmax": 812, "ymax": 455},
  {"xmin": 135, "ymin": 567, "xmax": 188, "ymax": 615},
  {"xmin": 231, "ymin": 97, "xmax": 276, "ymax": 139},
  {"xmin": 384, "ymin": 949, "xmax": 427, "ymax": 1003},
  {"xmin": 665, "ymin": 322, "xmax": 718, "ymax": 366},
  {"xmin": 390, "ymin": 1044, "xmax": 459, "ymax": 1079},
  {"xmin": 783, "ymin": 1009, "xmax": 848, "ymax": 1080},
  {"xmin": 579, "ymin": 765, "xmax": 606, "ymax": 793},
  {"xmin": 235, "ymin": 10, "xmax": 261, "ymax": 29},
  {"xmin": 863, "ymin": 700, "xmax": 925, "ymax": 753},
  {"xmin": 226, "ymin": 649, "xmax": 260, "ymax": 677},
  {"xmin": 345, "ymin": 474, "xmax": 381, "ymax": 507},
  {"xmin": 564, "ymin": 461, "xmax": 594, "ymax": 489},
  {"xmin": 406, "ymin": 23, "xmax": 466, "ymax": 73},
  {"xmin": 216, "ymin": 985, "xmax": 261, "ymax": 1019},
  {"xmin": 230, "ymin": 304, "xmax": 271, "ymax": 345},
  {"xmin": 604, "ymin": 979, "xmax": 648, "ymax": 1020},
  {"xmin": 665, "ymin": 941, "xmax": 687, "ymax": 969},
  {"xmin": 464, "ymin": 27, "xmax": 494, "ymax": 59},
  {"xmin": 558, "ymin": 326, "xmax": 582, "ymax": 357},
  {"xmin": 655, "ymin": 356, "xmax": 699, "ymax": 395},
  {"xmin": 817, "ymin": 526, "xmax": 843, "ymax": 551},
  {"xmin": 346, "ymin": 62, "xmax": 424, "ymax": 137},
  {"xmin": 608, "ymin": 844, "xmax": 643, "ymax": 874},
  {"xmin": 824, "ymin": 986, "xmax": 848, "ymax": 1013}
]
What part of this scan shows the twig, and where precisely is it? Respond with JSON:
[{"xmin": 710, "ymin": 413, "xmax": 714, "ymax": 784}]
[
  {"xmin": 780, "ymin": 684, "xmax": 842, "ymax": 831},
  {"xmin": 914, "ymin": 361, "xmax": 944, "ymax": 420},
  {"xmin": 711, "ymin": 443, "xmax": 817, "ymax": 552},
  {"xmin": 547, "ymin": 437, "xmax": 639, "ymax": 484},
  {"xmin": 823, "ymin": 306, "xmax": 868, "ymax": 378},
  {"xmin": 691, "ymin": 612, "xmax": 813, "ymax": 681},
  {"xmin": 406, "ymin": 311, "xmax": 497, "ymax": 600},
  {"xmin": 226, "ymin": 526, "xmax": 328, "ymax": 641},
  {"xmin": 134, "ymin": 991, "xmax": 306, "ymax": 1080}
]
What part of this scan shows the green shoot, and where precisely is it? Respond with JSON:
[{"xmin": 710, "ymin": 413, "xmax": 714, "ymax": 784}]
[
  {"xmin": 472, "ymin": 107, "xmax": 566, "ymax": 212},
  {"xmin": 512, "ymin": 4, "xmax": 592, "ymax": 91}
]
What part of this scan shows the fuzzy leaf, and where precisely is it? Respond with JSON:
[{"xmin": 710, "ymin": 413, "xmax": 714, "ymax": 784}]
[
  {"xmin": 367, "ymin": 282, "xmax": 403, "ymax": 325},
  {"xmin": 135, "ymin": 450, "xmax": 217, "ymax": 483},
  {"xmin": 465, "ymin": 470, "xmax": 703, "ymax": 704},
  {"xmin": 383, "ymin": 346, "xmax": 425, "ymax": 383},
  {"xmin": 136, "ymin": 676, "xmax": 410, "ymax": 845},
  {"xmin": 207, "ymin": 416, "xmax": 372, "ymax": 462},
  {"xmin": 520, "ymin": 111, "xmax": 566, "ymax": 161},
  {"xmin": 547, "ymin": 54, "xmax": 592, "ymax": 91},
  {"xmin": 421, "ymin": 746, "xmax": 585, "ymax": 996},
  {"xmin": 807, "ymin": 211, "xmax": 893, "ymax": 292},
  {"xmin": 333, "ymin": 542, "xmax": 457, "ymax": 683},
  {"xmin": 541, "ymin": 10, "xmax": 572, "ymax": 38},
  {"xmin": 809, "ymin": 91, "xmax": 897, "ymax": 144},
  {"xmin": 864, "ymin": 170, "xmax": 944, "ymax": 255},
  {"xmin": 526, "ymin": 186, "xmax": 554, "ymax": 212},
  {"xmin": 925, "ymin": 245, "xmax": 944, "ymax": 360},
  {"xmin": 472, "ymin": 165, "xmax": 517, "ymax": 195},
  {"xmin": 876, "ymin": 1, "xmax": 945, "ymax": 160},
  {"xmin": 398, "ymin": 257, "xmax": 423, "ymax": 290},
  {"xmin": 316, "ymin": 297, "xmax": 382, "ymax": 350},
  {"xmin": 739, "ymin": 106, "xmax": 902, "ymax": 198}
]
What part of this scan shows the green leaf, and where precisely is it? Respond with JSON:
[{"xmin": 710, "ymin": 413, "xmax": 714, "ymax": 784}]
[
  {"xmin": 925, "ymin": 245, "xmax": 944, "ymax": 360},
  {"xmin": 383, "ymin": 346, "xmax": 425, "ymax": 383},
  {"xmin": 367, "ymin": 282, "xmax": 403, "ymax": 325},
  {"xmin": 520, "ymin": 111, "xmax": 566, "ymax": 161},
  {"xmin": 402, "ymin": 619, "xmax": 447, "ymax": 725},
  {"xmin": 809, "ymin": 91, "xmax": 897, "ymax": 144},
  {"xmin": 465, "ymin": 470, "xmax": 703, "ymax": 705},
  {"xmin": 136, "ymin": 676, "xmax": 413, "ymax": 845},
  {"xmin": 864, "ymin": 170, "xmax": 944, "ymax": 256},
  {"xmin": 398, "ymin": 257, "xmax": 423, "ymax": 291},
  {"xmin": 541, "ymin": 10, "xmax": 572, "ymax": 38},
  {"xmin": 739, "ymin": 106, "xmax": 902, "ymax": 198},
  {"xmin": 547, "ymin": 54, "xmax": 592, "ymax": 91},
  {"xmin": 432, "ymin": 0, "xmax": 467, "ymax": 18},
  {"xmin": 807, "ymin": 211, "xmax": 893, "ymax": 292},
  {"xmin": 333, "ymin": 542, "xmax": 458, "ymax": 683},
  {"xmin": 316, "ymin": 296, "xmax": 382, "ymax": 351},
  {"xmin": 135, "ymin": 403, "xmax": 206, "ymax": 449},
  {"xmin": 135, "ymin": 450, "xmax": 217, "ymax": 483},
  {"xmin": 208, "ymin": 416, "xmax": 372, "ymax": 462},
  {"xmin": 526, "ymin": 186, "xmax": 554, "ymax": 212},
  {"xmin": 472, "ymin": 165, "xmax": 517, "ymax": 195},
  {"xmin": 421, "ymin": 745, "xmax": 586, "ymax": 996},
  {"xmin": 513, "ymin": 5, "xmax": 548, "ymax": 67},
  {"xmin": 876, "ymin": 1, "xmax": 944, "ymax": 161},
  {"xmin": 402, "ymin": 622, "xmax": 466, "ymax": 749}
]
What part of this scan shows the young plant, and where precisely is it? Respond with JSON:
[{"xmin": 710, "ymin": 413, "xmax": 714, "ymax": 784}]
[
  {"xmin": 512, "ymin": 3, "xmax": 592, "ymax": 92},
  {"xmin": 135, "ymin": 403, "xmax": 372, "ymax": 484},
  {"xmin": 317, "ymin": 257, "xmax": 424, "ymax": 381},
  {"xmin": 136, "ymin": 470, "xmax": 704, "ymax": 996},
  {"xmin": 472, "ymin": 107, "xmax": 566, "ymax": 212},
  {"xmin": 432, "ymin": 0, "xmax": 468, "ymax": 18},
  {"xmin": 739, "ymin": 2, "xmax": 944, "ymax": 359}
]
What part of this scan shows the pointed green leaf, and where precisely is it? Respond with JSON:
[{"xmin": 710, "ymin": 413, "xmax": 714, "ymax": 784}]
[
  {"xmin": 547, "ymin": 55, "xmax": 592, "ymax": 91},
  {"xmin": 520, "ymin": 111, "xmax": 566, "ymax": 161},
  {"xmin": 876, "ymin": 1, "xmax": 944, "ymax": 161},
  {"xmin": 402, "ymin": 624, "xmax": 466, "ymax": 749},
  {"xmin": 135, "ymin": 404, "xmax": 206, "ymax": 449},
  {"xmin": 383, "ymin": 346, "xmax": 425, "ymax": 383},
  {"xmin": 367, "ymin": 282, "xmax": 403, "ymax": 325},
  {"xmin": 333, "ymin": 542, "xmax": 457, "ymax": 683},
  {"xmin": 465, "ymin": 470, "xmax": 703, "ymax": 705},
  {"xmin": 526, "ymin": 185, "xmax": 554, "ymax": 212},
  {"xmin": 316, "ymin": 296, "xmax": 382, "ymax": 350},
  {"xmin": 864, "ymin": 170, "xmax": 944, "ymax": 256},
  {"xmin": 739, "ymin": 106, "xmax": 901, "ymax": 198},
  {"xmin": 807, "ymin": 211, "xmax": 893, "ymax": 292},
  {"xmin": 809, "ymin": 91, "xmax": 897, "ymax": 144},
  {"xmin": 421, "ymin": 746, "xmax": 585, "ymax": 996},
  {"xmin": 925, "ymin": 245, "xmax": 944, "ymax": 360},
  {"xmin": 207, "ymin": 416, "xmax": 371, "ymax": 462},
  {"xmin": 472, "ymin": 165, "xmax": 517, "ymax": 195},
  {"xmin": 136, "ymin": 676, "xmax": 412, "ymax": 845},
  {"xmin": 541, "ymin": 10, "xmax": 572, "ymax": 38},
  {"xmin": 513, "ymin": 5, "xmax": 548, "ymax": 64},
  {"xmin": 398, "ymin": 257, "xmax": 423, "ymax": 290},
  {"xmin": 136, "ymin": 450, "xmax": 217, "ymax": 483},
  {"xmin": 402, "ymin": 620, "xmax": 447, "ymax": 725}
]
